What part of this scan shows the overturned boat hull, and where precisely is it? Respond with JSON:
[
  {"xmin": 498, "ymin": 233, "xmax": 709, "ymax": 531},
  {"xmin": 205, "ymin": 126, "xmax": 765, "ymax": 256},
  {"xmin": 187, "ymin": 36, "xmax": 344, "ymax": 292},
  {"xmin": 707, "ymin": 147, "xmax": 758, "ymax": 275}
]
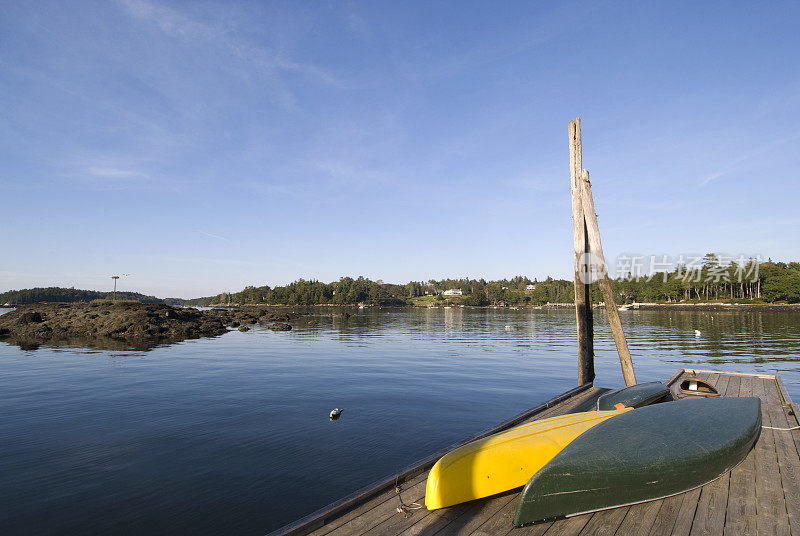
[
  {"xmin": 514, "ymin": 397, "xmax": 761, "ymax": 526},
  {"xmin": 596, "ymin": 381, "xmax": 671, "ymax": 410},
  {"xmin": 425, "ymin": 408, "xmax": 631, "ymax": 510}
]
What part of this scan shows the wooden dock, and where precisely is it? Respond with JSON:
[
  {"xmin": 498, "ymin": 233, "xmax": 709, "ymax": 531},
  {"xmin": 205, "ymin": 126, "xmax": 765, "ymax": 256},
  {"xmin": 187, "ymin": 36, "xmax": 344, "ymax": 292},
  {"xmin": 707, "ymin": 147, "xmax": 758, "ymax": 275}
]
[{"xmin": 269, "ymin": 369, "xmax": 800, "ymax": 536}]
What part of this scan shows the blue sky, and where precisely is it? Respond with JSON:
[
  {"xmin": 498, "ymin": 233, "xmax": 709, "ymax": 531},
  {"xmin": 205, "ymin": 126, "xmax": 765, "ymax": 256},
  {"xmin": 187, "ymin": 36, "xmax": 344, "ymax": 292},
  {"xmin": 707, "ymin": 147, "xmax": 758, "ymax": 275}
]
[{"xmin": 2, "ymin": 1, "xmax": 799, "ymax": 298}]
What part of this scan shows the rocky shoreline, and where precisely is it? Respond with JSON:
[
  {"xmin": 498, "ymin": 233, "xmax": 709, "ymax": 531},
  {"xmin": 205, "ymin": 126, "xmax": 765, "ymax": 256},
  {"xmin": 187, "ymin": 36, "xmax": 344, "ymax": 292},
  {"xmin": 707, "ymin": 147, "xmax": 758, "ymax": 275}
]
[
  {"xmin": 0, "ymin": 302, "xmax": 303, "ymax": 350},
  {"xmin": 1, "ymin": 300, "xmax": 796, "ymax": 351}
]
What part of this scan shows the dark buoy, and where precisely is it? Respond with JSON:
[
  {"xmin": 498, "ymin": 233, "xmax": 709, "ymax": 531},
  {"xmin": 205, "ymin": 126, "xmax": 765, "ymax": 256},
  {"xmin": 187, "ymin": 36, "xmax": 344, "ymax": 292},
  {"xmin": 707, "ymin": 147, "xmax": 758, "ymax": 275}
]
[{"xmin": 330, "ymin": 408, "xmax": 343, "ymax": 421}]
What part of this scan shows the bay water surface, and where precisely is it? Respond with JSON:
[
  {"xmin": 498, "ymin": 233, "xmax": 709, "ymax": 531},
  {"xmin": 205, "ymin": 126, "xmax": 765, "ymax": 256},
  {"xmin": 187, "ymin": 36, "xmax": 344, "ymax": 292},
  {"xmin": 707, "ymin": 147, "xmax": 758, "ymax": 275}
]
[{"xmin": 1, "ymin": 307, "xmax": 798, "ymax": 534}]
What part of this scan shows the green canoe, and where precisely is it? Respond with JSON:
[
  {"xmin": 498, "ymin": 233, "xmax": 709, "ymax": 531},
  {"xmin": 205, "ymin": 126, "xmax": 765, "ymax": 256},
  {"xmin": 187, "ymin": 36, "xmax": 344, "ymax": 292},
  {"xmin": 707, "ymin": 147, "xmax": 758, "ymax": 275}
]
[
  {"xmin": 596, "ymin": 381, "xmax": 671, "ymax": 411},
  {"xmin": 514, "ymin": 397, "xmax": 761, "ymax": 526}
]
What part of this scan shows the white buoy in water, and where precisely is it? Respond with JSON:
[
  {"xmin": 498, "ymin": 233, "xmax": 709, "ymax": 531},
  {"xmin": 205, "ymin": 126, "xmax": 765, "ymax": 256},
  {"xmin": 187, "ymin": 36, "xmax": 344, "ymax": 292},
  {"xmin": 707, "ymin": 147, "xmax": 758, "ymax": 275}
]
[
  {"xmin": 695, "ymin": 330, "xmax": 701, "ymax": 337},
  {"xmin": 330, "ymin": 408, "xmax": 343, "ymax": 420},
  {"xmin": 504, "ymin": 325, "xmax": 512, "ymax": 330}
]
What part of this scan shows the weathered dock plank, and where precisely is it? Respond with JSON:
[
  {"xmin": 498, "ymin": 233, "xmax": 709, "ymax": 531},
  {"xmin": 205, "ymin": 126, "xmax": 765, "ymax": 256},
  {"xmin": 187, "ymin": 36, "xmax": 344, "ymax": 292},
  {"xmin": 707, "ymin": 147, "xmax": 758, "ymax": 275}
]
[
  {"xmin": 723, "ymin": 375, "xmax": 757, "ymax": 536},
  {"xmin": 433, "ymin": 492, "xmax": 517, "ymax": 536},
  {"xmin": 613, "ymin": 500, "xmax": 662, "ymax": 535},
  {"xmin": 307, "ymin": 472, "xmax": 427, "ymax": 536},
  {"xmin": 577, "ymin": 507, "xmax": 628, "ymax": 536},
  {"xmin": 689, "ymin": 373, "xmax": 734, "ymax": 536},
  {"xmin": 765, "ymin": 378, "xmax": 800, "ymax": 535},
  {"xmin": 648, "ymin": 493, "xmax": 691, "ymax": 536},
  {"xmin": 753, "ymin": 377, "xmax": 791, "ymax": 535},
  {"xmin": 470, "ymin": 496, "xmax": 549, "ymax": 536},
  {"xmin": 538, "ymin": 513, "xmax": 591, "ymax": 536}
]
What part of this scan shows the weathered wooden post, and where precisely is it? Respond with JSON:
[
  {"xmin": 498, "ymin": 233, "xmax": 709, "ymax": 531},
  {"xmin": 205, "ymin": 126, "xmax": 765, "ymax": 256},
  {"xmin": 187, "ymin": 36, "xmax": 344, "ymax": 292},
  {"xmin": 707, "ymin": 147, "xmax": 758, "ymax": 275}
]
[
  {"xmin": 569, "ymin": 119, "xmax": 594, "ymax": 385},
  {"xmin": 578, "ymin": 162, "xmax": 637, "ymax": 386},
  {"xmin": 569, "ymin": 119, "xmax": 636, "ymax": 386},
  {"xmin": 581, "ymin": 169, "xmax": 636, "ymax": 385}
]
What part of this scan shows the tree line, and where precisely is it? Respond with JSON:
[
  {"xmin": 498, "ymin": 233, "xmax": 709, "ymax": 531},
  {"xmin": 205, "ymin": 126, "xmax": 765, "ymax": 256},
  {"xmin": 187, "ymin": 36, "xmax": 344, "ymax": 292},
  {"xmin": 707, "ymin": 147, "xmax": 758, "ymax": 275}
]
[
  {"xmin": 0, "ymin": 287, "xmax": 163, "ymax": 305},
  {"xmin": 612, "ymin": 256, "xmax": 800, "ymax": 304},
  {"xmin": 210, "ymin": 275, "xmax": 574, "ymax": 307},
  {"xmin": 202, "ymin": 257, "xmax": 800, "ymax": 306},
  {"xmin": 1, "ymin": 256, "xmax": 798, "ymax": 307}
]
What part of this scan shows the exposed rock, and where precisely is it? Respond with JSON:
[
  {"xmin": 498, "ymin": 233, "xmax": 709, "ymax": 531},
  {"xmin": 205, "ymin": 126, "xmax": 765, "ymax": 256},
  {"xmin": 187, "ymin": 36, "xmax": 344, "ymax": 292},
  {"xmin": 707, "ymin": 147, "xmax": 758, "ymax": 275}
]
[
  {"xmin": 0, "ymin": 303, "xmax": 315, "ymax": 350},
  {"xmin": 258, "ymin": 312, "xmax": 298, "ymax": 324},
  {"xmin": 0, "ymin": 303, "xmax": 285, "ymax": 350},
  {"xmin": 0, "ymin": 303, "xmax": 230, "ymax": 350},
  {"xmin": 19, "ymin": 311, "xmax": 44, "ymax": 324}
]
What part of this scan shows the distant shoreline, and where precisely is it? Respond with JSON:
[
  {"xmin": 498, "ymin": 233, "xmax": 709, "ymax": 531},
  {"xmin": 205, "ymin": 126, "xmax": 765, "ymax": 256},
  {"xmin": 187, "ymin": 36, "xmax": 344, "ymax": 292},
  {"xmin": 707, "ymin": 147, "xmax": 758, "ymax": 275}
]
[{"xmin": 3, "ymin": 302, "xmax": 799, "ymax": 314}]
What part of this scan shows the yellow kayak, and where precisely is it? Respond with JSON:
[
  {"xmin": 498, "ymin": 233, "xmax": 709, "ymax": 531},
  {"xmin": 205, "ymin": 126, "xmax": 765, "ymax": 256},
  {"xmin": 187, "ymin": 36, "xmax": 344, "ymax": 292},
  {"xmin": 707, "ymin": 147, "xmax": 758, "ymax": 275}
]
[{"xmin": 425, "ymin": 407, "xmax": 632, "ymax": 509}]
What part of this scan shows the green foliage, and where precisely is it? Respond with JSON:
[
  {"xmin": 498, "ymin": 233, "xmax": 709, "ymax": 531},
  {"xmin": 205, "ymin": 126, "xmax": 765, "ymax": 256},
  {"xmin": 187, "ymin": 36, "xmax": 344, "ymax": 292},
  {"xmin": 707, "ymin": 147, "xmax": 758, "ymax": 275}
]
[
  {"xmin": 462, "ymin": 292, "xmax": 489, "ymax": 306},
  {"xmin": 0, "ymin": 287, "xmax": 163, "ymax": 305},
  {"xmin": 208, "ymin": 275, "xmax": 576, "ymax": 306},
  {"xmin": 2, "ymin": 256, "xmax": 797, "ymax": 307},
  {"xmin": 610, "ymin": 257, "xmax": 800, "ymax": 304}
]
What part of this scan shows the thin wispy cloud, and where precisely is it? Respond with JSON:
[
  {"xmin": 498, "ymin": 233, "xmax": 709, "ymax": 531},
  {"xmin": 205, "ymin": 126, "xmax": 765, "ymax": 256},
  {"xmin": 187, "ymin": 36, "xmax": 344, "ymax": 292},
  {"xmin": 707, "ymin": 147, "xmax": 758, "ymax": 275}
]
[
  {"xmin": 59, "ymin": 154, "xmax": 152, "ymax": 186},
  {"xmin": 700, "ymin": 132, "xmax": 800, "ymax": 186},
  {"xmin": 114, "ymin": 0, "xmax": 346, "ymax": 111},
  {"xmin": 200, "ymin": 231, "xmax": 230, "ymax": 242},
  {"xmin": 86, "ymin": 167, "xmax": 149, "ymax": 180},
  {"xmin": 395, "ymin": 1, "xmax": 597, "ymax": 81},
  {"xmin": 312, "ymin": 160, "xmax": 391, "ymax": 187},
  {"xmin": 346, "ymin": 3, "xmax": 372, "ymax": 41},
  {"xmin": 115, "ymin": 0, "xmax": 215, "ymax": 39}
]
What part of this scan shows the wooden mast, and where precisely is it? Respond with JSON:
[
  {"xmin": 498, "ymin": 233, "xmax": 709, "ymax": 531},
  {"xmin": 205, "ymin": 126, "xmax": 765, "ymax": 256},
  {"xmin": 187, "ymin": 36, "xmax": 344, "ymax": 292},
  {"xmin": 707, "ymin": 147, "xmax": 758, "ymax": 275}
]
[
  {"xmin": 569, "ymin": 119, "xmax": 594, "ymax": 385},
  {"xmin": 569, "ymin": 118, "xmax": 636, "ymax": 386}
]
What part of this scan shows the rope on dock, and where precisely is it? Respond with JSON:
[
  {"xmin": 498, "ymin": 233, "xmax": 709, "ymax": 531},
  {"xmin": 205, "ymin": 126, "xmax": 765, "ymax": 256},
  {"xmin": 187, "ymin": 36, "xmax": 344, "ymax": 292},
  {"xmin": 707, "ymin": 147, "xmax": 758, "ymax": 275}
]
[
  {"xmin": 762, "ymin": 425, "xmax": 800, "ymax": 431},
  {"xmin": 394, "ymin": 477, "xmax": 422, "ymax": 518}
]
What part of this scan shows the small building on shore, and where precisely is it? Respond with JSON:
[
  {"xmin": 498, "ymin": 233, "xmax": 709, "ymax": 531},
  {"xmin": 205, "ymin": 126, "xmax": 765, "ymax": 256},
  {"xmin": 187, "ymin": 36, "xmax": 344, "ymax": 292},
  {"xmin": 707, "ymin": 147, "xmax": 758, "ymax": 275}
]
[{"xmin": 443, "ymin": 289, "xmax": 463, "ymax": 296}]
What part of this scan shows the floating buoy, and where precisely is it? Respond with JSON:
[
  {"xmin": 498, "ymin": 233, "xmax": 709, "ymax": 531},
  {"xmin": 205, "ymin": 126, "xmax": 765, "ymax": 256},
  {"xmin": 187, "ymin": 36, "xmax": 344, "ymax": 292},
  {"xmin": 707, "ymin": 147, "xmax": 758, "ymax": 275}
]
[
  {"xmin": 695, "ymin": 330, "xmax": 701, "ymax": 337},
  {"xmin": 330, "ymin": 408, "xmax": 343, "ymax": 421},
  {"xmin": 504, "ymin": 325, "xmax": 512, "ymax": 330}
]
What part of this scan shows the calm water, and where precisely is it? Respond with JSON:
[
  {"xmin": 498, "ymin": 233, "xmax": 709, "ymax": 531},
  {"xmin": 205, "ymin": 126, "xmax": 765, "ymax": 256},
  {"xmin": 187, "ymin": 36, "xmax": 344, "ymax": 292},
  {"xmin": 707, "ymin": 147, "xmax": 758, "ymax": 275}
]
[{"xmin": 1, "ymin": 307, "xmax": 799, "ymax": 534}]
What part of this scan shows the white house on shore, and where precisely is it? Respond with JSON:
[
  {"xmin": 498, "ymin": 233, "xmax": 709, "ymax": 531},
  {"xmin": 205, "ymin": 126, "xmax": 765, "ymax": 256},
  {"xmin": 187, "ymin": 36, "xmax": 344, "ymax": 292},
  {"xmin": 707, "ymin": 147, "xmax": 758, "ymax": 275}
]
[{"xmin": 443, "ymin": 289, "xmax": 463, "ymax": 296}]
